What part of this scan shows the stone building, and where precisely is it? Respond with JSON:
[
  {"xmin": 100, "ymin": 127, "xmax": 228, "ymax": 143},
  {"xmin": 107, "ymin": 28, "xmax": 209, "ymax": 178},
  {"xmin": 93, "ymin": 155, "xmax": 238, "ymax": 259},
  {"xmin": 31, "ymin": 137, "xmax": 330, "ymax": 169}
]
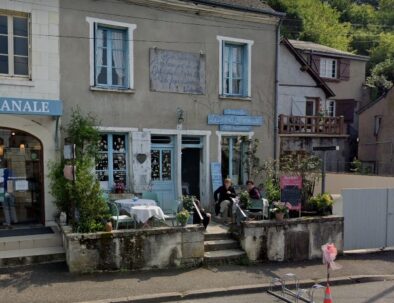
[{"xmin": 59, "ymin": 0, "xmax": 284, "ymax": 211}]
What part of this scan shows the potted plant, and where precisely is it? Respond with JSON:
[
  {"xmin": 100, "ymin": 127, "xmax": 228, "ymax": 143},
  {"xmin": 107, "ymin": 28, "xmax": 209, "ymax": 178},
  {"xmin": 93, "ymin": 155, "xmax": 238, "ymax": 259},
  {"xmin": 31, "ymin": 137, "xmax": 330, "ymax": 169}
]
[
  {"xmin": 239, "ymin": 190, "xmax": 251, "ymax": 209},
  {"xmin": 181, "ymin": 195, "xmax": 195, "ymax": 212},
  {"xmin": 308, "ymin": 193, "xmax": 333, "ymax": 216},
  {"xmin": 270, "ymin": 202, "xmax": 290, "ymax": 221},
  {"xmin": 176, "ymin": 209, "xmax": 190, "ymax": 226}
]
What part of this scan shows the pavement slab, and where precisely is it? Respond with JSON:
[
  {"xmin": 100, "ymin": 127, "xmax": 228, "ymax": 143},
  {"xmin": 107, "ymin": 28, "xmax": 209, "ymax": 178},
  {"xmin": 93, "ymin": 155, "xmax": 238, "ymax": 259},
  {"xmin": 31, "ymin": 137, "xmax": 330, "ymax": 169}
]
[{"xmin": 0, "ymin": 250, "xmax": 394, "ymax": 303}]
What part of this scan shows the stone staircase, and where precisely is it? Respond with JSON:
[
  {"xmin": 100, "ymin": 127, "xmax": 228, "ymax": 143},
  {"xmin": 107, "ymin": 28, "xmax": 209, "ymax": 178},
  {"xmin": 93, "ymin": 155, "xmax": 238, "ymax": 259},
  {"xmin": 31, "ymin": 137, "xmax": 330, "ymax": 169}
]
[
  {"xmin": 204, "ymin": 230, "xmax": 246, "ymax": 265},
  {"xmin": 0, "ymin": 226, "xmax": 65, "ymax": 267}
]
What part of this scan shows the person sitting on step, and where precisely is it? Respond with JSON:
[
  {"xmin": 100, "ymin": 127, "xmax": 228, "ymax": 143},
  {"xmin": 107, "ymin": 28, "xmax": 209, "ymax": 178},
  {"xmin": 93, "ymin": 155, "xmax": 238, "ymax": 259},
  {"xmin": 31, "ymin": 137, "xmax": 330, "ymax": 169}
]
[{"xmin": 214, "ymin": 178, "xmax": 237, "ymax": 223}]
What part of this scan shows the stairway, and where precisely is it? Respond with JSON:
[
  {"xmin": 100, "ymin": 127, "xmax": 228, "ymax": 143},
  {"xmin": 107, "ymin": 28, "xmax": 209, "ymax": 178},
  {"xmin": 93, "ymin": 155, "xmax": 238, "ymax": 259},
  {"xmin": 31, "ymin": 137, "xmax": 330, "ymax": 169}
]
[
  {"xmin": 204, "ymin": 230, "xmax": 246, "ymax": 265},
  {"xmin": 0, "ymin": 226, "xmax": 65, "ymax": 267}
]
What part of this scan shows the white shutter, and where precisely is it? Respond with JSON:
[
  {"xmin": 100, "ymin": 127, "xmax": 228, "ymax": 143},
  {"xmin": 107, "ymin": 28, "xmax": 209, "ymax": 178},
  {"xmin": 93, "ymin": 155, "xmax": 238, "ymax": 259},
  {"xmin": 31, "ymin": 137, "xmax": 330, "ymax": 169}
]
[
  {"xmin": 291, "ymin": 97, "xmax": 306, "ymax": 116},
  {"xmin": 131, "ymin": 131, "xmax": 151, "ymax": 193}
]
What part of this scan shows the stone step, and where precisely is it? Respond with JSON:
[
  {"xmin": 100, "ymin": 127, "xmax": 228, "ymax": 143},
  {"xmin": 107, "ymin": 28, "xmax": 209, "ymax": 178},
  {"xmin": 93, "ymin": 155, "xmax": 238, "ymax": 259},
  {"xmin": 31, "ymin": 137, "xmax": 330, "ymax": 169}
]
[
  {"xmin": 204, "ymin": 239, "xmax": 240, "ymax": 251},
  {"xmin": 0, "ymin": 246, "xmax": 66, "ymax": 268},
  {"xmin": 204, "ymin": 249, "xmax": 246, "ymax": 265},
  {"xmin": 204, "ymin": 232, "xmax": 232, "ymax": 241},
  {"xmin": 0, "ymin": 233, "xmax": 62, "ymax": 251}
]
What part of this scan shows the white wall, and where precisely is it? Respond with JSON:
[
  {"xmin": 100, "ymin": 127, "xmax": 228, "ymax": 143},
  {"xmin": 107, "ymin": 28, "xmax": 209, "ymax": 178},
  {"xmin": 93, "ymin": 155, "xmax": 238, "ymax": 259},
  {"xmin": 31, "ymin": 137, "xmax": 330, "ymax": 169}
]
[{"xmin": 278, "ymin": 44, "xmax": 327, "ymax": 116}]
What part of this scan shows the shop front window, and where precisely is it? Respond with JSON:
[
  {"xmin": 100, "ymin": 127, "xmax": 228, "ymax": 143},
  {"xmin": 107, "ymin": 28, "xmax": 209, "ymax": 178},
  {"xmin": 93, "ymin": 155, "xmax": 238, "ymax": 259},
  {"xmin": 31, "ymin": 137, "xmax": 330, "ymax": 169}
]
[
  {"xmin": 0, "ymin": 128, "xmax": 43, "ymax": 225},
  {"xmin": 221, "ymin": 136, "xmax": 248, "ymax": 186},
  {"xmin": 95, "ymin": 134, "xmax": 128, "ymax": 191}
]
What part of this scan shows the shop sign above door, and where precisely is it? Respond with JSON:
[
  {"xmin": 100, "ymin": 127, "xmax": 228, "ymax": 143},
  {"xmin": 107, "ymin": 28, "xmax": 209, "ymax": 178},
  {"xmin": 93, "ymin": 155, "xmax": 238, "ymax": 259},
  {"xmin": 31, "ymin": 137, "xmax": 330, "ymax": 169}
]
[
  {"xmin": 208, "ymin": 109, "xmax": 263, "ymax": 132},
  {"xmin": 0, "ymin": 97, "xmax": 63, "ymax": 116}
]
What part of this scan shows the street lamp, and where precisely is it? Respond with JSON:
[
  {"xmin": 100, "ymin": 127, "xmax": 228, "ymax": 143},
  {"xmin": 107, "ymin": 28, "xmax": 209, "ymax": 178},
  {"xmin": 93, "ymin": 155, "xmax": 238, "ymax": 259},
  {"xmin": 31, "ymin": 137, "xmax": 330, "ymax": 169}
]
[{"xmin": 312, "ymin": 145, "xmax": 339, "ymax": 194}]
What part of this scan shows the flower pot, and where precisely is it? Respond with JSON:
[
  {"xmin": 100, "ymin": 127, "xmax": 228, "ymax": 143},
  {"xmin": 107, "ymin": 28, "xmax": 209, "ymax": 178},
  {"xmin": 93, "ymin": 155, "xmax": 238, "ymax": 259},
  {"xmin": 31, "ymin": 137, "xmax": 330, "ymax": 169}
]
[
  {"xmin": 105, "ymin": 221, "xmax": 113, "ymax": 232},
  {"xmin": 275, "ymin": 212, "xmax": 285, "ymax": 221}
]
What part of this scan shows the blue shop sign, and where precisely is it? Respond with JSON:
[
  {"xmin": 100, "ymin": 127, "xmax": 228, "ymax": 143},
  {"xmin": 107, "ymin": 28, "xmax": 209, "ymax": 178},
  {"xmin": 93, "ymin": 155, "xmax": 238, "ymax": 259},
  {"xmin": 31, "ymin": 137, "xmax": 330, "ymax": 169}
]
[
  {"xmin": 208, "ymin": 109, "xmax": 264, "ymax": 132},
  {"xmin": 0, "ymin": 97, "xmax": 63, "ymax": 116}
]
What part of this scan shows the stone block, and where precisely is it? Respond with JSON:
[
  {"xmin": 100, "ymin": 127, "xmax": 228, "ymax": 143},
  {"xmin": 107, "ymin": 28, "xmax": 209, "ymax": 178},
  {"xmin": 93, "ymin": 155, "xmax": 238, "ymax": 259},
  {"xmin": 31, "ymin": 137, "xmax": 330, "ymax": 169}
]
[{"xmin": 182, "ymin": 241, "xmax": 204, "ymax": 259}]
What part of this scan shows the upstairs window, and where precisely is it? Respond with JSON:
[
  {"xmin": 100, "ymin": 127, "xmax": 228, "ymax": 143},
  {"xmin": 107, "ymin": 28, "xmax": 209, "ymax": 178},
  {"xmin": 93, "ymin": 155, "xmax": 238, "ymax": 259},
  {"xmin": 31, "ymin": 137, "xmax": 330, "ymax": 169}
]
[
  {"xmin": 218, "ymin": 36, "xmax": 253, "ymax": 98},
  {"xmin": 326, "ymin": 100, "xmax": 336, "ymax": 117},
  {"xmin": 320, "ymin": 58, "xmax": 337, "ymax": 79},
  {"xmin": 87, "ymin": 17, "xmax": 136, "ymax": 90},
  {"xmin": 0, "ymin": 13, "xmax": 30, "ymax": 77},
  {"xmin": 95, "ymin": 26, "xmax": 128, "ymax": 88}
]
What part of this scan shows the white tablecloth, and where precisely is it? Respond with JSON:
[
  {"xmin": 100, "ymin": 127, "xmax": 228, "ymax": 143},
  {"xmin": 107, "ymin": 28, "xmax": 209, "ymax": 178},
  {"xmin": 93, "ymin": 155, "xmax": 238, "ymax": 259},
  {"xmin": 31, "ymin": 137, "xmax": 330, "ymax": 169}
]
[
  {"xmin": 129, "ymin": 205, "xmax": 166, "ymax": 223},
  {"xmin": 115, "ymin": 199, "xmax": 157, "ymax": 215}
]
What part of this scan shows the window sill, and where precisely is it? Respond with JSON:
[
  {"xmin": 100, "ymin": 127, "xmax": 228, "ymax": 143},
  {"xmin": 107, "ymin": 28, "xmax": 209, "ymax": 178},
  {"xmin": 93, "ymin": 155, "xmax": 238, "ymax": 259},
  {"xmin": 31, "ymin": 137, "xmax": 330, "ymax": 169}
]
[
  {"xmin": 90, "ymin": 86, "xmax": 135, "ymax": 94},
  {"xmin": 219, "ymin": 95, "xmax": 252, "ymax": 101},
  {"xmin": 0, "ymin": 77, "xmax": 34, "ymax": 87}
]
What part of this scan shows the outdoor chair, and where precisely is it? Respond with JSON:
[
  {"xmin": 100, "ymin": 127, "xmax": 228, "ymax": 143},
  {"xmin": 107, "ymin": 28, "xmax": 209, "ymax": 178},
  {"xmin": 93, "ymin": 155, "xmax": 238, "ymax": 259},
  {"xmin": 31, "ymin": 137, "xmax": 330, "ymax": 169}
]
[
  {"xmin": 245, "ymin": 198, "xmax": 269, "ymax": 220},
  {"xmin": 163, "ymin": 200, "xmax": 180, "ymax": 227},
  {"xmin": 107, "ymin": 202, "xmax": 136, "ymax": 229}
]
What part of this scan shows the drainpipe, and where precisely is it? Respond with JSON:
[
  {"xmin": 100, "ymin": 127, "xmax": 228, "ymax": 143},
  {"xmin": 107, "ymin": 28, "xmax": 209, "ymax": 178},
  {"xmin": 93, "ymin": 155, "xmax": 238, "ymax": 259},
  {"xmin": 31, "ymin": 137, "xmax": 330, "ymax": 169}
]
[{"xmin": 273, "ymin": 18, "xmax": 283, "ymax": 161}]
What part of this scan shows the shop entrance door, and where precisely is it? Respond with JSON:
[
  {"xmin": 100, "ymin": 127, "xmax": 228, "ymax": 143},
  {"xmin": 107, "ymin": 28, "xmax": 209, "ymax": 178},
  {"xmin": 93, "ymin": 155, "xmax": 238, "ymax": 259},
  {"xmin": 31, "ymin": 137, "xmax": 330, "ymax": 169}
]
[
  {"xmin": 151, "ymin": 136, "xmax": 176, "ymax": 213},
  {"xmin": 0, "ymin": 128, "xmax": 43, "ymax": 225},
  {"xmin": 181, "ymin": 136, "xmax": 203, "ymax": 199}
]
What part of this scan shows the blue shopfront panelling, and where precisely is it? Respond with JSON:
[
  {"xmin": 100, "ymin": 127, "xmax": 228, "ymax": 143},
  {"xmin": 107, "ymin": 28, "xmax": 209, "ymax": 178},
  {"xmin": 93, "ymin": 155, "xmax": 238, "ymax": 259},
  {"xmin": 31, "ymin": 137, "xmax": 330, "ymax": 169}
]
[
  {"xmin": 223, "ymin": 109, "xmax": 249, "ymax": 116},
  {"xmin": 0, "ymin": 97, "xmax": 63, "ymax": 116},
  {"xmin": 219, "ymin": 125, "xmax": 253, "ymax": 132}
]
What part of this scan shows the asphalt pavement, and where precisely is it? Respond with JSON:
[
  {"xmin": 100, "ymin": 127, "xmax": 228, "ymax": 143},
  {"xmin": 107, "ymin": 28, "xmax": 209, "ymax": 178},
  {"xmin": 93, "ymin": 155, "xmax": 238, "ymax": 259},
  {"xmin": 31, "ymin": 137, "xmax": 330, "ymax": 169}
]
[{"xmin": 1, "ymin": 250, "xmax": 394, "ymax": 303}]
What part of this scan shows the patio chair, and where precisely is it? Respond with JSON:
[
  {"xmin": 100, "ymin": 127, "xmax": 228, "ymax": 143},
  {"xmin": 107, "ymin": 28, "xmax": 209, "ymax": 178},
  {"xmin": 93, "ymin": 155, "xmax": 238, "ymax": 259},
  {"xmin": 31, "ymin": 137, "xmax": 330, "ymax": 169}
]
[
  {"xmin": 107, "ymin": 202, "xmax": 136, "ymax": 229},
  {"xmin": 142, "ymin": 191, "xmax": 159, "ymax": 202},
  {"xmin": 245, "ymin": 198, "xmax": 269, "ymax": 220},
  {"xmin": 163, "ymin": 200, "xmax": 180, "ymax": 227}
]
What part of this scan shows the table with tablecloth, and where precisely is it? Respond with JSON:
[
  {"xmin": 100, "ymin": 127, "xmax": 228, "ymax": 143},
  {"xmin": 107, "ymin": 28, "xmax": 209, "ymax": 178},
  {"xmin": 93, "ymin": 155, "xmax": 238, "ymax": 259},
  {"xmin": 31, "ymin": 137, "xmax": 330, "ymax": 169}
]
[
  {"xmin": 114, "ymin": 198, "xmax": 157, "ymax": 215},
  {"xmin": 128, "ymin": 205, "xmax": 166, "ymax": 224}
]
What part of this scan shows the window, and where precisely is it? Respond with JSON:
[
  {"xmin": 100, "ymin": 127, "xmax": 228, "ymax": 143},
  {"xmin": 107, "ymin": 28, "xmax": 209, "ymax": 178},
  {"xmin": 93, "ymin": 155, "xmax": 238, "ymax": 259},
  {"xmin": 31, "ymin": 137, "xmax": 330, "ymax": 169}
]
[
  {"xmin": 217, "ymin": 36, "xmax": 253, "ymax": 98},
  {"xmin": 95, "ymin": 26, "xmax": 128, "ymax": 88},
  {"xmin": 320, "ymin": 58, "xmax": 337, "ymax": 79},
  {"xmin": 326, "ymin": 100, "xmax": 336, "ymax": 117},
  {"xmin": 374, "ymin": 116, "xmax": 382, "ymax": 137},
  {"xmin": 86, "ymin": 17, "xmax": 136, "ymax": 90},
  {"xmin": 221, "ymin": 136, "xmax": 248, "ymax": 186},
  {"xmin": 305, "ymin": 99, "xmax": 316, "ymax": 116},
  {"xmin": 95, "ymin": 134, "xmax": 128, "ymax": 191},
  {"xmin": 0, "ymin": 13, "xmax": 30, "ymax": 77}
]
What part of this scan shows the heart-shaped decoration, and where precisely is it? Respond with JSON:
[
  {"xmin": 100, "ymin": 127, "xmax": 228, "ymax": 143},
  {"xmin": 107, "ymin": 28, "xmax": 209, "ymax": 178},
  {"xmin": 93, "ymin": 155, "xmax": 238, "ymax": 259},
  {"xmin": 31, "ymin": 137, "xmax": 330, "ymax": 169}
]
[{"xmin": 136, "ymin": 153, "xmax": 147, "ymax": 164}]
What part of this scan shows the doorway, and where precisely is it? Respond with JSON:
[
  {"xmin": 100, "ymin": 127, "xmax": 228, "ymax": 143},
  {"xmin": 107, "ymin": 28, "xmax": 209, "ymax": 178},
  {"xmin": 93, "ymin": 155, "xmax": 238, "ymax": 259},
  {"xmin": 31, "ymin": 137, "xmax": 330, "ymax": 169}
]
[
  {"xmin": 182, "ymin": 148, "xmax": 201, "ymax": 198},
  {"xmin": 0, "ymin": 128, "xmax": 43, "ymax": 225}
]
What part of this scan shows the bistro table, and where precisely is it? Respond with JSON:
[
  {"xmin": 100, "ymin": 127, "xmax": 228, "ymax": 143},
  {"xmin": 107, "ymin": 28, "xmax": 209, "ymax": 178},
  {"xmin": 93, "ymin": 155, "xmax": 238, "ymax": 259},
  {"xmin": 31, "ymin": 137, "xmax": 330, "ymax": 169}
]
[
  {"xmin": 115, "ymin": 198, "xmax": 157, "ymax": 215},
  {"xmin": 129, "ymin": 205, "xmax": 166, "ymax": 224}
]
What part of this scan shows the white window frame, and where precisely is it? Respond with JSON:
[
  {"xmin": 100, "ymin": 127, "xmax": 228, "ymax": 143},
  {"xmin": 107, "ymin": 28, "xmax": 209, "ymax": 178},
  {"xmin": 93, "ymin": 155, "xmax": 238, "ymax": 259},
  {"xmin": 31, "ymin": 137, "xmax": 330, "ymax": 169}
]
[
  {"xmin": 0, "ymin": 12, "xmax": 31, "ymax": 79},
  {"xmin": 319, "ymin": 58, "xmax": 337, "ymax": 79},
  {"xmin": 326, "ymin": 100, "xmax": 336, "ymax": 117},
  {"xmin": 86, "ymin": 17, "xmax": 136, "ymax": 90},
  {"xmin": 217, "ymin": 36, "xmax": 253, "ymax": 98}
]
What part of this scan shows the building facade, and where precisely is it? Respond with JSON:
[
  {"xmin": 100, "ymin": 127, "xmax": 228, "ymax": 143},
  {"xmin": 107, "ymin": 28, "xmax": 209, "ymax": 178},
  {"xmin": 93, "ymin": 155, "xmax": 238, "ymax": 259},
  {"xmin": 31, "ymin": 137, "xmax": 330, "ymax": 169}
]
[
  {"xmin": 59, "ymin": 0, "xmax": 283, "ymax": 211},
  {"xmin": 286, "ymin": 39, "xmax": 370, "ymax": 169},
  {"xmin": 358, "ymin": 87, "xmax": 394, "ymax": 175},
  {"xmin": 0, "ymin": 0, "xmax": 61, "ymax": 226}
]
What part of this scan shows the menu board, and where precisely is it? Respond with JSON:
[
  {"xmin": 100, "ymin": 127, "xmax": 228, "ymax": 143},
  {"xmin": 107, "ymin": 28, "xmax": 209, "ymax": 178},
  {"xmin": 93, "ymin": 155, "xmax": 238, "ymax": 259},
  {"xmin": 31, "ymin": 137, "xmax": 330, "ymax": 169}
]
[
  {"xmin": 280, "ymin": 176, "xmax": 302, "ymax": 211},
  {"xmin": 211, "ymin": 162, "xmax": 223, "ymax": 193}
]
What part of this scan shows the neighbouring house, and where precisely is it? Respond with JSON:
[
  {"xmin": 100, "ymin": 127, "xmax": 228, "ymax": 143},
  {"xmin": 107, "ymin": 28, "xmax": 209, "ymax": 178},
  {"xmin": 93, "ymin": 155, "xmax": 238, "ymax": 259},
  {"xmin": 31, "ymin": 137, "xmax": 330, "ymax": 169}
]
[
  {"xmin": 278, "ymin": 38, "xmax": 350, "ymax": 171},
  {"xmin": 358, "ymin": 87, "xmax": 394, "ymax": 175},
  {"xmin": 288, "ymin": 39, "xmax": 370, "ymax": 169},
  {"xmin": 59, "ymin": 0, "xmax": 284, "ymax": 211},
  {"xmin": 0, "ymin": 0, "xmax": 61, "ymax": 226}
]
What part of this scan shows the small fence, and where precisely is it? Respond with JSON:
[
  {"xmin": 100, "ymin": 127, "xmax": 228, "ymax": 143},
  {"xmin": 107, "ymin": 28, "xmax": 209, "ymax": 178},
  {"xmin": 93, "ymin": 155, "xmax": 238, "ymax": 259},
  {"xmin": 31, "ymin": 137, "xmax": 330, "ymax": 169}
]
[{"xmin": 278, "ymin": 115, "xmax": 346, "ymax": 135}]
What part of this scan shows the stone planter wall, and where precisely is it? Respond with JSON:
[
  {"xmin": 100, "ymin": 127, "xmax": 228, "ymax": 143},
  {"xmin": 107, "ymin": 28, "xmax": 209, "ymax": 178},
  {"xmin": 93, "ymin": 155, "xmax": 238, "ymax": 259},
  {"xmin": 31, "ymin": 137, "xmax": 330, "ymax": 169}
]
[
  {"xmin": 240, "ymin": 216, "xmax": 343, "ymax": 262},
  {"xmin": 60, "ymin": 225, "xmax": 204, "ymax": 273}
]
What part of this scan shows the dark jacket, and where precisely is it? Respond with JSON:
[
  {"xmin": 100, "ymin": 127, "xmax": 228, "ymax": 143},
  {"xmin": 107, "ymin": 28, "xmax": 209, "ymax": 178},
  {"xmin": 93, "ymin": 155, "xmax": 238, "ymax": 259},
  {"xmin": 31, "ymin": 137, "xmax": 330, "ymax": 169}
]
[
  {"xmin": 248, "ymin": 187, "xmax": 261, "ymax": 200},
  {"xmin": 214, "ymin": 185, "xmax": 236, "ymax": 203}
]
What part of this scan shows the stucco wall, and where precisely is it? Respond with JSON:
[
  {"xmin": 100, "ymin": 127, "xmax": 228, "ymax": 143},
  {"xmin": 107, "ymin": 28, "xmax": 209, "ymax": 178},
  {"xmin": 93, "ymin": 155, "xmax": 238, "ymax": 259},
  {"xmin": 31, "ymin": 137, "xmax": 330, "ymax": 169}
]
[
  {"xmin": 59, "ymin": 0, "xmax": 278, "ymax": 162},
  {"xmin": 241, "ymin": 216, "xmax": 344, "ymax": 262},
  {"xmin": 62, "ymin": 225, "xmax": 205, "ymax": 273}
]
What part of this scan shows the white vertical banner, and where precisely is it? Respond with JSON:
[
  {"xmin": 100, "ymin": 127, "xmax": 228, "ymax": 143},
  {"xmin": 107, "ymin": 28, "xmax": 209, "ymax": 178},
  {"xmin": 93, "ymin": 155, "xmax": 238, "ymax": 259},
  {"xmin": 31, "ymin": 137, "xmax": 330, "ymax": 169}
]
[{"xmin": 131, "ymin": 131, "xmax": 151, "ymax": 193}]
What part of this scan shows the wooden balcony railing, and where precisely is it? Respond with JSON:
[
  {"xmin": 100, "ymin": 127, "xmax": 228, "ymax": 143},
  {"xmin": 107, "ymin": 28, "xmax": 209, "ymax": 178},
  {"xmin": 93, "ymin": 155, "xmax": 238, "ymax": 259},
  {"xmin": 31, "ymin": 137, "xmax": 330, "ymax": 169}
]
[{"xmin": 278, "ymin": 115, "xmax": 346, "ymax": 135}]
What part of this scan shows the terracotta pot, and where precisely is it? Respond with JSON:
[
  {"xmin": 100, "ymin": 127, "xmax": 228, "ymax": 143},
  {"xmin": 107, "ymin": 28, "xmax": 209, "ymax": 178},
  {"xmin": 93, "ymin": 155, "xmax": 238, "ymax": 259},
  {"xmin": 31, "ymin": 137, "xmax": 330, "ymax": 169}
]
[
  {"xmin": 275, "ymin": 212, "xmax": 285, "ymax": 221},
  {"xmin": 105, "ymin": 221, "xmax": 113, "ymax": 232}
]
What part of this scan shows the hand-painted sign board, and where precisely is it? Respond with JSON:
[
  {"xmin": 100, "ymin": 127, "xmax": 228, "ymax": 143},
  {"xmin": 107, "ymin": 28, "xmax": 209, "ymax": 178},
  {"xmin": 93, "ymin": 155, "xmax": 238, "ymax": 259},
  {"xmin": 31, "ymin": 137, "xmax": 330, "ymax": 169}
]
[
  {"xmin": 219, "ymin": 125, "xmax": 252, "ymax": 132},
  {"xmin": 0, "ymin": 97, "xmax": 63, "ymax": 116},
  {"xmin": 211, "ymin": 162, "xmax": 223, "ymax": 193},
  {"xmin": 280, "ymin": 176, "xmax": 302, "ymax": 211},
  {"xmin": 208, "ymin": 114, "xmax": 263, "ymax": 126}
]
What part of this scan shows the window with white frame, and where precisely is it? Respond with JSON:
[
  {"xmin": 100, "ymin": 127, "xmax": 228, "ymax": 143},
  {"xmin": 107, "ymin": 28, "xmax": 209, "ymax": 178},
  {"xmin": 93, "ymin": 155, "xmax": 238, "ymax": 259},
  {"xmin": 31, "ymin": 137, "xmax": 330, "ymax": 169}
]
[
  {"xmin": 0, "ymin": 12, "xmax": 30, "ymax": 77},
  {"xmin": 221, "ymin": 136, "xmax": 248, "ymax": 186},
  {"xmin": 86, "ymin": 17, "xmax": 136, "ymax": 90},
  {"xmin": 217, "ymin": 36, "xmax": 253, "ymax": 98},
  {"xmin": 326, "ymin": 100, "xmax": 336, "ymax": 117},
  {"xmin": 319, "ymin": 58, "xmax": 337, "ymax": 79},
  {"xmin": 95, "ymin": 134, "xmax": 128, "ymax": 191}
]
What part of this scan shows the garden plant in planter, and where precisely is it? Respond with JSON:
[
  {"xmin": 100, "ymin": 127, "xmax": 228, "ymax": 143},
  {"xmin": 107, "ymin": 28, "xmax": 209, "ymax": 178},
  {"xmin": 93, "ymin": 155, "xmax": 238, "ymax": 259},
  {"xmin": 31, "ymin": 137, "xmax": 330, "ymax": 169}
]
[
  {"xmin": 270, "ymin": 202, "xmax": 290, "ymax": 221},
  {"xmin": 308, "ymin": 193, "xmax": 334, "ymax": 216},
  {"xmin": 176, "ymin": 209, "xmax": 190, "ymax": 226}
]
